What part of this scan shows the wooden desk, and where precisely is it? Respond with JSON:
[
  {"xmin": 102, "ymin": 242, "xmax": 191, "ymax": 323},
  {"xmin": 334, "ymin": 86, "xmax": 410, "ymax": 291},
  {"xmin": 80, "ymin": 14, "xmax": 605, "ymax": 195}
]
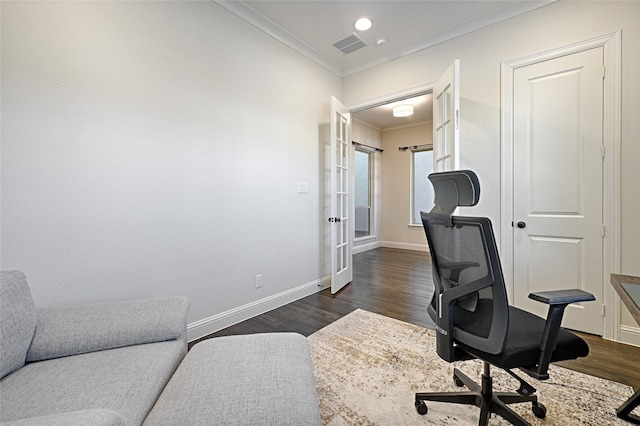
[
  {"xmin": 610, "ymin": 274, "xmax": 640, "ymax": 424},
  {"xmin": 611, "ymin": 274, "xmax": 640, "ymax": 324}
]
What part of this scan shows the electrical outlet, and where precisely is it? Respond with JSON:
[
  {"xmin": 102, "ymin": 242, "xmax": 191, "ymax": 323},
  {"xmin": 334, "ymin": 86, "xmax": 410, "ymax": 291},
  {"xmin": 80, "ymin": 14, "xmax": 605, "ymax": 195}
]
[{"xmin": 255, "ymin": 274, "xmax": 263, "ymax": 288}]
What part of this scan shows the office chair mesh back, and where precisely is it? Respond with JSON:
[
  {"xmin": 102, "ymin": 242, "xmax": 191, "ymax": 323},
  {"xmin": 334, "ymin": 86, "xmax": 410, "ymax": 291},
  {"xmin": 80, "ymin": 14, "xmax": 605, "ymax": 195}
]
[
  {"xmin": 425, "ymin": 214, "xmax": 510, "ymax": 361},
  {"xmin": 422, "ymin": 171, "xmax": 508, "ymax": 362}
]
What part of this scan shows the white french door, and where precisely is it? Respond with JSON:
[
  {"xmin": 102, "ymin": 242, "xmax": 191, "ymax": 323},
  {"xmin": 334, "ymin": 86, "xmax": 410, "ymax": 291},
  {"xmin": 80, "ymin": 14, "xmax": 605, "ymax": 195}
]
[
  {"xmin": 330, "ymin": 97, "xmax": 352, "ymax": 294},
  {"xmin": 433, "ymin": 60, "xmax": 460, "ymax": 172},
  {"xmin": 512, "ymin": 48, "xmax": 604, "ymax": 334}
]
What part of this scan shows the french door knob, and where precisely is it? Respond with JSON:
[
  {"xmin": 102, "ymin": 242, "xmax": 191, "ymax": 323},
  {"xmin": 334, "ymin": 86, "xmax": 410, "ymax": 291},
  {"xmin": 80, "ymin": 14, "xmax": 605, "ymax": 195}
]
[{"xmin": 517, "ymin": 221, "xmax": 526, "ymax": 229}]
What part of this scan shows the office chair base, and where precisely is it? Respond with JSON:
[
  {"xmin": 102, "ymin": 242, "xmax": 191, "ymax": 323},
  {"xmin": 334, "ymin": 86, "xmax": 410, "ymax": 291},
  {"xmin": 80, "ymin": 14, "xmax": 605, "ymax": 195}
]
[{"xmin": 415, "ymin": 365, "xmax": 546, "ymax": 426}]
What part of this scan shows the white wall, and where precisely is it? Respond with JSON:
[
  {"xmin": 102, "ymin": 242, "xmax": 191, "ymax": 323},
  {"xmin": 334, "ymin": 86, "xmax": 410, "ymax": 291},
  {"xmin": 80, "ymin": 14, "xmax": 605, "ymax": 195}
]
[
  {"xmin": 380, "ymin": 123, "xmax": 432, "ymax": 251},
  {"xmin": 3, "ymin": 0, "xmax": 639, "ymax": 340},
  {"xmin": 1, "ymin": 1, "xmax": 341, "ymax": 339},
  {"xmin": 343, "ymin": 1, "xmax": 640, "ymax": 334}
]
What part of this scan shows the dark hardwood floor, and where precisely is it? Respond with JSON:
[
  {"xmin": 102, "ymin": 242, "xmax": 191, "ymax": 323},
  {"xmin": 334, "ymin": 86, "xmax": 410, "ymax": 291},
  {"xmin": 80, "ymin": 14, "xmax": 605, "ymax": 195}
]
[{"xmin": 190, "ymin": 247, "xmax": 640, "ymax": 391}]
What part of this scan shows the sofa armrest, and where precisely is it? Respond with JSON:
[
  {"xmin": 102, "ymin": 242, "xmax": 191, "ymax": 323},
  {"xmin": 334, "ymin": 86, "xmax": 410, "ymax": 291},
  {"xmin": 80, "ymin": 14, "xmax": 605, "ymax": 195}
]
[{"xmin": 26, "ymin": 296, "xmax": 189, "ymax": 362}]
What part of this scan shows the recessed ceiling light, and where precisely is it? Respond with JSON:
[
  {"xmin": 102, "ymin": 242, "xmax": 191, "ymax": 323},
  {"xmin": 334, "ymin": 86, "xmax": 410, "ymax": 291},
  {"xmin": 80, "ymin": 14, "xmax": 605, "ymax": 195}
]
[{"xmin": 355, "ymin": 18, "xmax": 373, "ymax": 31}]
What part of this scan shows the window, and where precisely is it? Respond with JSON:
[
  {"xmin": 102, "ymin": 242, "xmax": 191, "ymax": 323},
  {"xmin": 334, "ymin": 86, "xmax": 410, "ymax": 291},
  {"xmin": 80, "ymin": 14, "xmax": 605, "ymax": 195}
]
[
  {"xmin": 354, "ymin": 149, "xmax": 372, "ymax": 238},
  {"xmin": 411, "ymin": 148, "xmax": 435, "ymax": 225}
]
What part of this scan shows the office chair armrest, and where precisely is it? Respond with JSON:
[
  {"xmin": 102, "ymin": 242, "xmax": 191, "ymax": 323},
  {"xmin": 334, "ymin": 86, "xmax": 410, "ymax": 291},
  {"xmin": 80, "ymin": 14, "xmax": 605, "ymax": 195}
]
[
  {"xmin": 440, "ymin": 262, "xmax": 480, "ymax": 282},
  {"xmin": 529, "ymin": 289, "xmax": 595, "ymax": 305},
  {"xmin": 524, "ymin": 289, "xmax": 595, "ymax": 380},
  {"xmin": 434, "ymin": 279, "xmax": 493, "ymax": 362},
  {"xmin": 441, "ymin": 279, "xmax": 491, "ymax": 314}
]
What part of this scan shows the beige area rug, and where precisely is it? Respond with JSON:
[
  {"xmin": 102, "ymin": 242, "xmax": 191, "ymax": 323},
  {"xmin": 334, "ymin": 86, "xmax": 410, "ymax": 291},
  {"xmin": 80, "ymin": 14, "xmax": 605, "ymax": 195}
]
[{"xmin": 308, "ymin": 309, "xmax": 636, "ymax": 425}]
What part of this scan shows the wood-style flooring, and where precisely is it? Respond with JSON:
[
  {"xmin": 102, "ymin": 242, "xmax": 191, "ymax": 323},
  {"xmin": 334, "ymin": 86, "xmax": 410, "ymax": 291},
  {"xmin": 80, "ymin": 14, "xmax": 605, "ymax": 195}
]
[{"xmin": 190, "ymin": 247, "xmax": 640, "ymax": 391}]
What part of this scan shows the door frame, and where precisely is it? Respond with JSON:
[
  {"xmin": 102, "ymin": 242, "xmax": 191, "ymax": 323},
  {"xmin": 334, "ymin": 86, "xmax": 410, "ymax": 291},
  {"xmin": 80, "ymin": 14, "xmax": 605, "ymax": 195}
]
[
  {"xmin": 349, "ymin": 84, "xmax": 436, "ymax": 113},
  {"xmin": 349, "ymin": 83, "xmax": 436, "ymax": 253},
  {"xmin": 500, "ymin": 30, "xmax": 621, "ymax": 340}
]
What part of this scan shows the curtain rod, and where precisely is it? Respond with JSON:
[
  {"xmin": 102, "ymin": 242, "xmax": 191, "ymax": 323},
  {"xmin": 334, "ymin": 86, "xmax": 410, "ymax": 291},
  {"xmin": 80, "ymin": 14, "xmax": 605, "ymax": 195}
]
[
  {"xmin": 352, "ymin": 141, "xmax": 383, "ymax": 153},
  {"xmin": 398, "ymin": 143, "xmax": 431, "ymax": 152}
]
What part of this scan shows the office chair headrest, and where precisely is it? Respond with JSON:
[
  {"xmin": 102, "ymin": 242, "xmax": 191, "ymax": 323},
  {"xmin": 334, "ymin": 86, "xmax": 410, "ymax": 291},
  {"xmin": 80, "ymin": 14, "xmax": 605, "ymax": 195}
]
[{"xmin": 428, "ymin": 170, "xmax": 480, "ymax": 222}]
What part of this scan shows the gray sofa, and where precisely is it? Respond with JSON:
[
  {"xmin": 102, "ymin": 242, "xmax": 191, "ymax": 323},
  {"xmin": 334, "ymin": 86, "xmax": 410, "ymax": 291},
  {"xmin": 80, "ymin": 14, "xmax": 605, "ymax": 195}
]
[{"xmin": 0, "ymin": 270, "xmax": 322, "ymax": 425}]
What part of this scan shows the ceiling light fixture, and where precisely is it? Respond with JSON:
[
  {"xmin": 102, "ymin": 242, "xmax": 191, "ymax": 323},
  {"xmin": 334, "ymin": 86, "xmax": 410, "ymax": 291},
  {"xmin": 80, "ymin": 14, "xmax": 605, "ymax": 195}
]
[
  {"xmin": 355, "ymin": 18, "xmax": 373, "ymax": 31},
  {"xmin": 393, "ymin": 104, "xmax": 414, "ymax": 118}
]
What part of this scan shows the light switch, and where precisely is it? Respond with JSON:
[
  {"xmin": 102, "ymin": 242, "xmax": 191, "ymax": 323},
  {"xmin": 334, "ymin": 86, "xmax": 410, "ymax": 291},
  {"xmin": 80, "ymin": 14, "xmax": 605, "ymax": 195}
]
[{"xmin": 298, "ymin": 182, "xmax": 309, "ymax": 194}]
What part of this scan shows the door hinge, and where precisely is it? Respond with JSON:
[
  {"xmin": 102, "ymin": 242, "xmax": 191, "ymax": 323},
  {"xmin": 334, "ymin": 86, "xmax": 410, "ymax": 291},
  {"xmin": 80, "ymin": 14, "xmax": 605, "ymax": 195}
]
[
  {"xmin": 602, "ymin": 224, "xmax": 606, "ymax": 237},
  {"xmin": 455, "ymin": 109, "xmax": 460, "ymax": 130},
  {"xmin": 601, "ymin": 146, "xmax": 606, "ymax": 158},
  {"xmin": 601, "ymin": 304, "xmax": 606, "ymax": 317}
]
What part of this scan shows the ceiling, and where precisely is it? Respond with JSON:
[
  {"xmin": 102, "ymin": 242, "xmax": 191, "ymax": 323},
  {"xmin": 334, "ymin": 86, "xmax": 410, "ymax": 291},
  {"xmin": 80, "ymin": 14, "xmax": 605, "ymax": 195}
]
[
  {"xmin": 216, "ymin": 0, "xmax": 554, "ymax": 129},
  {"xmin": 353, "ymin": 93, "xmax": 433, "ymax": 131}
]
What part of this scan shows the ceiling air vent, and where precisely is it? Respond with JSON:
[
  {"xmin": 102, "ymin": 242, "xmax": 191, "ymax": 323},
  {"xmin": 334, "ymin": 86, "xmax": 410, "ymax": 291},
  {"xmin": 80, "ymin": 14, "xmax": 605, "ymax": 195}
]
[{"xmin": 332, "ymin": 33, "xmax": 367, "ymax": 54}]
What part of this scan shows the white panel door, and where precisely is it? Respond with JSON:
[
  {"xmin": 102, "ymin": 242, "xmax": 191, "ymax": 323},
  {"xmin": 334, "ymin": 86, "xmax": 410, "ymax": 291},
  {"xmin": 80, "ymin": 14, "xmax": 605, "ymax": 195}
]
[
  {"xmin": 330, "ymin": 97, "xmax": 352, "ymax": 294},
  {"xmin": 433, "ymin": 60, "xmax": 460, "ymax": 172},
  {"xmin": 513, "ymin": 48, "xmax": 604, "ymax": 334}
]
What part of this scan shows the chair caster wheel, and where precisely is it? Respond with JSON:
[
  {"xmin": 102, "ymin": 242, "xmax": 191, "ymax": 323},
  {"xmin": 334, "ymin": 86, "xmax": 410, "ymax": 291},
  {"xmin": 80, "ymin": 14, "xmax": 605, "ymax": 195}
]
[
  {"xmin": 453, "ymin": 374, "xmax": 465, "ymax": 387},
  {"xmin": 532, "ymin": 401, "xmax": 547, "ymax": 419},
  {"xmin": 415, "ymin": 400, "xmax": 428, "ymax": 415}
]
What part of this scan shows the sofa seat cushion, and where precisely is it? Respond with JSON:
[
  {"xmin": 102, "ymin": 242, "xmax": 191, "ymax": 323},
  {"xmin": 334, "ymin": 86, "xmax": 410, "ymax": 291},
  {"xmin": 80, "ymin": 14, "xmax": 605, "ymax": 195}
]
[
  {"xmin": 0, "ymin": 271, "xmax": 37, "ymax": 380},
  {"xmin": 1, "ymin": 409, "xmax": 127, "ymax": 426},
  {"xmin": 0, "ymin": 340, "xmax": 185, "ymax": 424},
  {"xmin": 143, "ymin": 333, "xmax": 322, "ymax": 426}
]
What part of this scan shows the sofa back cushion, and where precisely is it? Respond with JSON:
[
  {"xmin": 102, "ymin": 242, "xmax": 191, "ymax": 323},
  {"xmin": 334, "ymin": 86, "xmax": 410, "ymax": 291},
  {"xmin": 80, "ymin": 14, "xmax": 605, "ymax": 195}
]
[{"xmin": 1, "ymin": 271, "xmax": 37, "ymax": 379}]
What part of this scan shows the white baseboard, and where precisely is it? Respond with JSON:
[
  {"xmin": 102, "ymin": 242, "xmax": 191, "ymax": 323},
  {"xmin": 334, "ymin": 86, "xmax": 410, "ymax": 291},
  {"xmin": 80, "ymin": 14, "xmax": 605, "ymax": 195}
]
[
  {"xmin": 353, "ymin": 240, "xmax": 381, "ymax": 254},
  {"xmin": 187, "ymin": 276, "xmax": 330, "ymax": 342},
  {"xmin": 380, "ymin": 241, "xmax": 429, "ymax": 252},
  {"xmin": 618, "ymin": 325, "xmax": 640, "ymax": 348}
]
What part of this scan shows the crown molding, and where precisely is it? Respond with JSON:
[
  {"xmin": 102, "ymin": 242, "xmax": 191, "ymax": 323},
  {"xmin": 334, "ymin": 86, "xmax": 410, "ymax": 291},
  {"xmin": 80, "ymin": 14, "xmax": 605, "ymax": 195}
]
[
  {"xmin": 214, "ymin": 0, "xmax": 343, "ymax": 77},
  {"xmin": 342, "ymin": 0, "xmax": 556, "ymax": 77},
  {"xmin": 352, "ymin": 115, "xmax": 383, "ymax": 133},
  {"xmin": 214, "ymin": 0, "xmax": 556, "ymax": 78}
]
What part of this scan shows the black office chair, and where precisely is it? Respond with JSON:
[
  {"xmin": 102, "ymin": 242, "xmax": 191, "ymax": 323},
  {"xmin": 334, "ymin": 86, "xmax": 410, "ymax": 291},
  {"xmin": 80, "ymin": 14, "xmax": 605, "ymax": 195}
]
[{"xmin": 415, "ymin": 170, "xmax": 595, "ymax": 426}]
